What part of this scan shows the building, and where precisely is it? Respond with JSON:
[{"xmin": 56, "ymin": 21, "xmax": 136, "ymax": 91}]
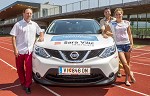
[{"xmin": 0, "ymin": 1, "xmax": 61, "ymax": 34}]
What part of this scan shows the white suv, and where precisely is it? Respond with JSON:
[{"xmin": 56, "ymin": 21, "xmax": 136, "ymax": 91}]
[{"xmin": 32, "ymin": 19, "xmax": 119, "ymax": 86}]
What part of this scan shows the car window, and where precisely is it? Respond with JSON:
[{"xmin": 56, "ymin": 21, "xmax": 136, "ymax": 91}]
[{"xmin": 46, "ymin": 20, "xmax": 101, "ymax": 34}]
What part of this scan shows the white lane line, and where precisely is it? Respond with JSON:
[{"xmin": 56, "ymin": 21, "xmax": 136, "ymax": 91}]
[
  {"xmin": 0, "ymin": 40, "xmax": 11, "ymax": 44},
  {"xmin": 0, "ymin": 84, "xmax": 21, "ymax": 90},
  {"xmin": 133, "ymin": 48, "xmax": 150, "ymax": 52},
  {"xmin": 112, "ymin": 84, "xmax": 149, "ymax": 96},
  {"xmin": 132, "ymin": 52, "xmax": 143, "ymax": 54},
  {"xmin": 0, "ymin": 42, "xmax": 12, "ymax": 46},
  {"xmin": 131, "ymin": 61, "xmax": 150, "ymax": 66},
  {"xmin": 0, "ymin": 58, "xmax": 16, "ymax": 70},
  {"xmin": 0, "ymin": 46, "xmax": 13, "ymax": 52},
  {"xmin": 133, "ymin": 72, "xmax": 150, "ymax": 77},
  {"xmin": 120, "ymin": 68, "xmax": 150, "ymax": 76},
  {"xmin": 40, "ymin": 85, "xmax": 61, "ymax": 96},
  {"xmin": 132, "ymin": 57, "xmax": 150, "ymax": 59},
  {"xmin": 0, "ymin": 58, "xmax": 61, "ymax": 96},
  {"xmin": 132, "ymin": 52, "xmax": 150, "ymax": 58},
  {"xmin": 0, "ymin": 39, "xmax": 12, "ymax": 43}
]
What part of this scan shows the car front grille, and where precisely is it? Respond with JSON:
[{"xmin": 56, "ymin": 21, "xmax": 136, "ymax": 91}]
[
  {"xmin": 45, "ymin": 49, "xmax": 63, "ymax": 59},
  {"xmin": 44, "ymin": 48, "xmax": 104, "ymax": 62},
  {"xmin": 60, "ymin": 50, "xmax": 87, "ymax": 61},
  {"xmin": 87, "ymin": 48, "xmax": 105, "ymax": 59},
  {"xmin": 44, "ymin": 68, "xmax": 105, "ymax": 83}
]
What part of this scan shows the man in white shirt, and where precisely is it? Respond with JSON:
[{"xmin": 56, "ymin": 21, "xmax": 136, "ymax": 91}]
[
  {"xmin": 100, "ymin": 8, "xmax": 116, "ymax": 37},
  {"xmin": 10, "ymin": 8, "xmax": 44, "ymax": 94}
]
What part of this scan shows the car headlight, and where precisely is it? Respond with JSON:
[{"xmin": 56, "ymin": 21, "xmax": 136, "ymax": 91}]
[
  {"xmin": 99, "ymin": 45, "xmax": 116, "ymax": 58},
  {"xmin": 34, "ymin": 45, "xmax": 51, "ymax": 58}
]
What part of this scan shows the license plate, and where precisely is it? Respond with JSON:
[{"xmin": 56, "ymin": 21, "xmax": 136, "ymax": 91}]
[{"xmin": 59, "ymin": 67, "xmax": 90, "ymax": 75}]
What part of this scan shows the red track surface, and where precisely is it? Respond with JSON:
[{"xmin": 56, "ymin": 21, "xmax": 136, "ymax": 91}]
[{"xmin": 0, "ymin": 37, "xmax": 150, "ymax": 96}]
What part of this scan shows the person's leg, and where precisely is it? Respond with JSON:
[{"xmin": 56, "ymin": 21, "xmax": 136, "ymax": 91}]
[
  {"xmin": 125, "ymin": 52, "xmax": 136, "ymax": 83},
  {"xmin": 16, "ymin": 54, "xmax": 26, "ymax": 87},
  {"xmin": 118, "ymin": 52, "xmax": 131, "ymax": 86},
  {"xmin": 125, "ymin": 51, "xmax": 131, "ymax": 66},
  {"xmin": 24, "ymin": 53, "xmax": 32, "ymax": 88}
]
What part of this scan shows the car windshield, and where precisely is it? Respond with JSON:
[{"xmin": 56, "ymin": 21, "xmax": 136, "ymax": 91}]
[{"xmin": 46, "ymin": 19, "xmax": 101, "ymax": 34}]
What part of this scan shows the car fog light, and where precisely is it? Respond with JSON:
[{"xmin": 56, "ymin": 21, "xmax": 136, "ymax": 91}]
[
  {"xmin": 109, "ymin": 72, "xmax": 114, "ymax": 78},
  {"xmin": 36, "ymin": 72, "xmax": 41, "ymax": 79}
]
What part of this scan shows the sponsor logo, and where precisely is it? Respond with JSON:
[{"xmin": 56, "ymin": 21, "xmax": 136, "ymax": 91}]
[
  {"xmin": 64, "ymin": 41, "xmax": 94, "ymax": 46},
  {"xmin": 51, "ymin": 35, "xmax": 98, "ymax": 41},
  {"xmin": 112, "ymin": 22, "xmax": 117, "ymax": 25},
  {"xmin": 54, "ymin": 42, "xmax": 61, "ymax": 45}
]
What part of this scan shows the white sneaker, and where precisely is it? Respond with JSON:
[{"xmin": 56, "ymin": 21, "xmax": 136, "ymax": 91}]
[
  {"xmin": 125, "ymin": 81, "xmax": 131, "ymax": 86},
  {"xmin": 117, "ymin": 72, "xmax": 122, "ymax": 77}
]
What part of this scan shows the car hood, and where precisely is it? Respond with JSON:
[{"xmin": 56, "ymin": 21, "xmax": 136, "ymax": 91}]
[{"xmin": 35, "ymin": 34, "xmax": 115, "ymax": 50}]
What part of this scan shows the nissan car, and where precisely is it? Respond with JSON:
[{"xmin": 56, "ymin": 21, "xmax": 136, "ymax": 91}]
[{"xmin": 32, "ymin": 19, "xmax": 119, "ymax": 86}]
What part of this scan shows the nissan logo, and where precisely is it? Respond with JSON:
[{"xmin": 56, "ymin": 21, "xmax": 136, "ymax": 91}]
[{"xmin": 70, "ymin": 51, "xmax": 79, "ymax": 59}]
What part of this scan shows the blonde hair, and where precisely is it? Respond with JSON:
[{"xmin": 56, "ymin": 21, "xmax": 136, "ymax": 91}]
[{"xmin": 114, "ymin": 8, "xmax": 123, "ymax": 15}]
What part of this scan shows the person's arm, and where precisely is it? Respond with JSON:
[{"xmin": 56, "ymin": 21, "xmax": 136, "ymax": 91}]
[
  {"xmin": 36, "ymin": 23, "xmax": 44, "ymax": 42},
  {"xmin": 101, "ymin": 26, "xmax": 108, "ymax": 38},
  {"xmin": 12, "ymin": 36, "xmax": 19, "ymax": 57},
  {"xmin": 127, "ymin": 26, "xmax": 134, "ymax": 51},
  {"xmin": 103, "ymin": 25, "xmax": 113, "ymax": 38},
  {"xmin": 100, "ymin": 19, "xmax": 105, "ymax": 34},
  {"xmin": 100, "ymin": 19, "xmax": 109, "ymax": 38},
  {"xmin": 38, "ymin": 32, "xmax": 44, "ymax": 42}
]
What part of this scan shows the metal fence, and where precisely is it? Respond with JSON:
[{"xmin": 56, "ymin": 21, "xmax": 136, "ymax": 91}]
[
  {"xmin": 0, "ymin": 0, "xmax": 141, "ymax": 24},
  {"xmin": 61, "ymin": 0, "xmax": 140, "ymax": 13}
]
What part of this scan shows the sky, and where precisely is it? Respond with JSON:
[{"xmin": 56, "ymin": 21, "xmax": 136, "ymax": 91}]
[{"xmin": 0, "ymin": 0, "xmax": 82, "ymax": 10}]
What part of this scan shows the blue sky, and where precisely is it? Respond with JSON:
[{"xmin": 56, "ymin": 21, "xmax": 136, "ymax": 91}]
[{"xmin": 0, "ymin": 0, "xmax": 81, "ymax": 10}]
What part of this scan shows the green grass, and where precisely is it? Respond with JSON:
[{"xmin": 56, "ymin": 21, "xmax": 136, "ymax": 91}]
[
  {"xmin": 0, "ymin": 34, "xmax": 11, "ymax": 37},
  {"xmin": 133, "ymin": 38, "xmax": 150, "ymax": 48}
]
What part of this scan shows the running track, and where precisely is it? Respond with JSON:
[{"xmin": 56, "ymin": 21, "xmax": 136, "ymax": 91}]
[{"xmin": 0, "ymin": 37, "xmax": 149, "ymax": 96}]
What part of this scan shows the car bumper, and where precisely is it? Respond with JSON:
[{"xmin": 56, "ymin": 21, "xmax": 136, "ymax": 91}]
[{"xmin": 32, "ymin": 52, "xmax": 119, "ymax": 86}]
